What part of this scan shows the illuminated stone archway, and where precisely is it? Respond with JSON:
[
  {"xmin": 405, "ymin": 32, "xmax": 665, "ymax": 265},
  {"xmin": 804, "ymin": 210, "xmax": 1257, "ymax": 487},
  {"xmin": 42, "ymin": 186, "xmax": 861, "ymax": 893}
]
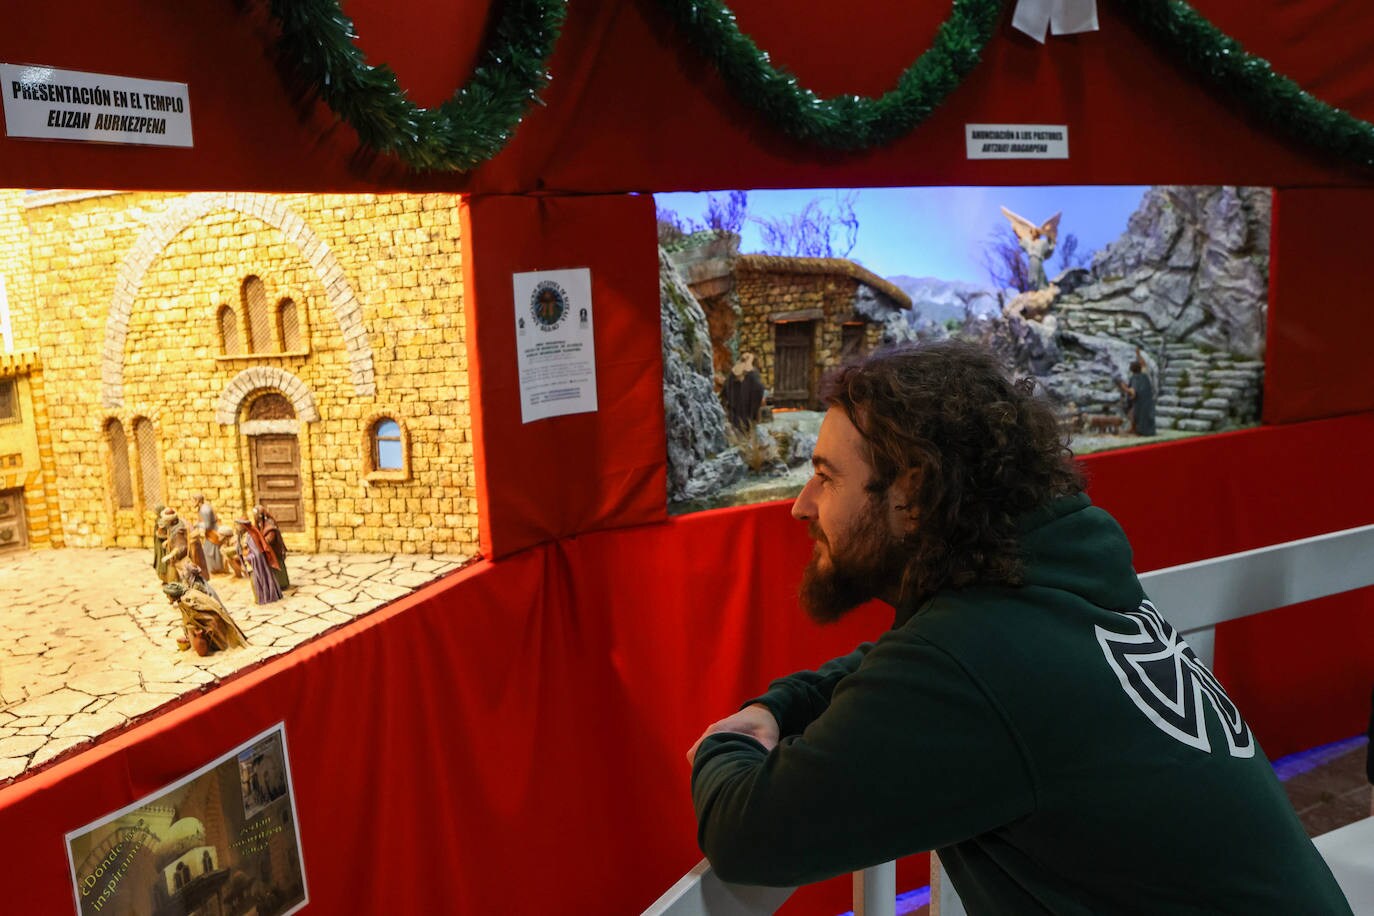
[{"xmin": 215, "ymin": 367, "xmax": 320, "ymax": 426}]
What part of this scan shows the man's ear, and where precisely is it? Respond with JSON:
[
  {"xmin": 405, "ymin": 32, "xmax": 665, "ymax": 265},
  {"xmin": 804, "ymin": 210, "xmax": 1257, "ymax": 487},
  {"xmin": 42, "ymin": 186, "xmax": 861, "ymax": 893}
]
[{"xmin": 889, "ymin": 467, "xmax": 923, "ymax": 535}]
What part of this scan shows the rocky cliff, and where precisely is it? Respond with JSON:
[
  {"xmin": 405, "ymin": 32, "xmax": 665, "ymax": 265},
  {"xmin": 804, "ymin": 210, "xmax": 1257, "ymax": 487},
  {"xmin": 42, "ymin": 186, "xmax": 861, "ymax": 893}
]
[
  {"xmin": 660, "ymin": 248, "xmax": 745, "ymax": 504},
  {"xmin": 998, "ymin": 186, "xmax": 1270, "ymax": 431},
  {"xmin": 1063, "ymin": 186, "xmax": 1270, "ymax": 358}
]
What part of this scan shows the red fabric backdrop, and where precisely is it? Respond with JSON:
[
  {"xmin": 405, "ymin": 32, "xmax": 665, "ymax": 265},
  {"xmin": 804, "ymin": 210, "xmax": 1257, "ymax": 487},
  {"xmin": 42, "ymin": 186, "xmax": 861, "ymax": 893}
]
[
  {"xmin": 1265, "ymin": 188, "xmax": 1374, "ymax": 423},
  {"xmin": 461, "ymin": 194, "xmax": 667, "ymax": 558},
  {"xmin": 2, "ymin": 2, "xmax": 1374, "ymax": 914}
]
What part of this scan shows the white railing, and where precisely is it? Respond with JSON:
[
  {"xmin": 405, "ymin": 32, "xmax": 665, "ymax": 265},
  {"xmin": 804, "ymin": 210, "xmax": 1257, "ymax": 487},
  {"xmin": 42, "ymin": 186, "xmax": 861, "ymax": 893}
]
[{"xmin": 643, "ymin": 523, "xmax": 1374, "ymax": 916}]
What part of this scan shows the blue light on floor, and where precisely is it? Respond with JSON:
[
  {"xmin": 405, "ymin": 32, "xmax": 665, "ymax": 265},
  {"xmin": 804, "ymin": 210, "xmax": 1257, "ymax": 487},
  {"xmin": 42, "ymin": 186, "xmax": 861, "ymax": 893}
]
[
  {"xmin": 1272, "ymin": 734, "xmax": 1369, "ymax": 782},
  {"xmin": 836, "ymin": 884, "xmax": 931, "ymax": 916}
]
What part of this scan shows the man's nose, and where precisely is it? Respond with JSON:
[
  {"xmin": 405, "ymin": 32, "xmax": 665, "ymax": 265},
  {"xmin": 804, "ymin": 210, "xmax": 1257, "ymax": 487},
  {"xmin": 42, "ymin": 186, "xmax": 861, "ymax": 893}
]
[{"xmin": 792, "ymin": 479, "xmax": 816, "ymax": 520}]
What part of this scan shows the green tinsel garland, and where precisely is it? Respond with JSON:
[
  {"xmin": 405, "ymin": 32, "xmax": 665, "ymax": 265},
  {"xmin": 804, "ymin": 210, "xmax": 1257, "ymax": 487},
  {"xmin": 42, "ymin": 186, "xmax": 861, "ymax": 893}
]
[
  {"xmin": 660, "ymin": 0, "xmax": 1374, "ymax": 167},
  {"xmin": 268, "ymin": 0, "xmax": 1374, "ymax": 172},
  {"xmin": 268, "ymin": 0, "xmax": 566, "ymax": 172},
  {"xmin": 655, "ymin": 0, "xmax": 1004, "ymax": 150},
  {"xmin": 1119, "ymin": 0, "xmax": 1374, "ymax": 168}
]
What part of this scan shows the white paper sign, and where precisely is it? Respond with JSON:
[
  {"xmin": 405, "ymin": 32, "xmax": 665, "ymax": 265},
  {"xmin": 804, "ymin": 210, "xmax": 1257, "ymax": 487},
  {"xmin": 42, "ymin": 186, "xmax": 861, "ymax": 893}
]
[
  {"xmin": 1, "ymin": 63, "xmax": 192, "ymax": 147},
  {"xmin": 513, "ymin": 268, "xmax": 598, "ymax": 423},
  {"xmin": 966, "ymin": 124, "xmax": 1069, "ymax": 160}
]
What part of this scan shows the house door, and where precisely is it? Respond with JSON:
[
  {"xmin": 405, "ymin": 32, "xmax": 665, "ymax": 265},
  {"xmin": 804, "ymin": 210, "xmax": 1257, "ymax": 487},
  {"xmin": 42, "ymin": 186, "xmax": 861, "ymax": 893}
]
[
  {"xmin": 773, "ymin": 320, "xmax": 815, "ymax": 407},
  {"xmin": 0, "ymin": 488, "xmax": 27, "ymax": 553},
  {"xmin": 250, "ymin": 435, "xmax": 305, "ymax": 531}
]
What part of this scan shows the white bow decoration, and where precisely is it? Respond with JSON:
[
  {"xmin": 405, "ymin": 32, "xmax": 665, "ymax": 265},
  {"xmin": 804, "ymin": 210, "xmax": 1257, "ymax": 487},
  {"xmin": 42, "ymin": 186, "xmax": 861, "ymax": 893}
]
[{"xmin": 1011, "ymin": 0, "xmax": 1099, "ymax": 43}]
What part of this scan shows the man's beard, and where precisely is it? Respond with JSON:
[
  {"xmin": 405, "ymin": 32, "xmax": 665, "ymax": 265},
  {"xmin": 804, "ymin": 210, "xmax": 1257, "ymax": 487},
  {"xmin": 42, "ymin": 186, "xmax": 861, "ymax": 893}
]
[{"xmin": 800, "ymin": 507, "xmax": 908, "ymax": 624}]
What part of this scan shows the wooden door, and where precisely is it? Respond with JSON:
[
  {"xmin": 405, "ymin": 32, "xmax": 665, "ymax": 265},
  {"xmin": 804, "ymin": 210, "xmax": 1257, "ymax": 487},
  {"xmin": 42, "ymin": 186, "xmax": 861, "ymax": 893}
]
[
  {"xmin": 0, "ymin": 488, "xmax": 27, "ymax": 553},
  {"xmin": 251, "ymin": 435, "xmax": 304, "ymax": 531},
  {"xmin": 773, "ymin": 320, "xmax": 815, "ymax": 407}
]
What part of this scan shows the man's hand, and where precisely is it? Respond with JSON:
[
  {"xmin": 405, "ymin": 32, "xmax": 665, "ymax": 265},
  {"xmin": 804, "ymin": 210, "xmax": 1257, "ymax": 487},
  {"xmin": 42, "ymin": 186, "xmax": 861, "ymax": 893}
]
[{"xmin": 686, "ymin": 704, "xmax": 780, "ymax": 766}]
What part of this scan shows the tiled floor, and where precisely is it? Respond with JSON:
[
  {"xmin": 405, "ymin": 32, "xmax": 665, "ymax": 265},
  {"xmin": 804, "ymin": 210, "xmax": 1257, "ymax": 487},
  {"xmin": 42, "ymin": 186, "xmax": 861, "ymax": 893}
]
[{"xmin": 1278, "ymin": 736, "xmax": 1372, "ymax": 837}]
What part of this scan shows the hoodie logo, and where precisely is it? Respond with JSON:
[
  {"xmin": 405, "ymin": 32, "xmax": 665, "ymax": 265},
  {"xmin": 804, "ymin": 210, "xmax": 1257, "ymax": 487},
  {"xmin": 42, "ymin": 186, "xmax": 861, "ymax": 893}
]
[{"xmin": 1095, "ymin": 600, "xmax": 1253, "ymax": 758}]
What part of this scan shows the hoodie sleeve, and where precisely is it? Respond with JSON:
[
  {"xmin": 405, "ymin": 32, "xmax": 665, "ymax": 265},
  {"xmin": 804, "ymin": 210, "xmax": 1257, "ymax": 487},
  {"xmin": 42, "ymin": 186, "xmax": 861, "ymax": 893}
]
[
  {"xmin": 692, "ymin": 632, "xmax": 1035, "ymax": 887},
  {"xmin": 741, "ymin": 644, "xmax": 873, "ymax": 737}
]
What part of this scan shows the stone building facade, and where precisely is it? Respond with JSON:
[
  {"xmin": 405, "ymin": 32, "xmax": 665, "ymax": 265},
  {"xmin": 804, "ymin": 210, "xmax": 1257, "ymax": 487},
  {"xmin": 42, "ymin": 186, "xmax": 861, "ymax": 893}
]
[
  {"xmin": 0, "ymin": 189, "xmax": 475, "ymax": 555},
  {"xmin": 0, "ymin": 191, "xmax": 63, "ymax": 553},
  {"xmin": 733, "ymin": 256, "xmax": 911, "ymax": 408}
]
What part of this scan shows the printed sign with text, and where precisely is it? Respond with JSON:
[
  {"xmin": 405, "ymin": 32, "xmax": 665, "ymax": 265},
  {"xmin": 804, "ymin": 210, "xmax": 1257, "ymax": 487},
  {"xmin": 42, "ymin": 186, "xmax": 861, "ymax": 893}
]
[
  {"xmin": 966, "ymin": 124, "xmax": 1069, "ymax": 160},
  {"xmin": 2, "ymin": 63, "xmax": 192, "ymax": 147},
  {"xmin": 513, "ymin": 267, "xmax": 599, "ymax": 423},
  {"xmin": 65, "ymin": 724, "xmax": 307, "ymax": 916}
]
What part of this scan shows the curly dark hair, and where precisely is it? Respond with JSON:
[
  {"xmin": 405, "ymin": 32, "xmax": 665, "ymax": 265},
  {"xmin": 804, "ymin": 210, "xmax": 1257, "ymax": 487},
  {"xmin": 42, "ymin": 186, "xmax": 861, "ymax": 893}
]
[{"xmin": 822, "ymin": 339, "xmax": 1083, "ymax": 605}]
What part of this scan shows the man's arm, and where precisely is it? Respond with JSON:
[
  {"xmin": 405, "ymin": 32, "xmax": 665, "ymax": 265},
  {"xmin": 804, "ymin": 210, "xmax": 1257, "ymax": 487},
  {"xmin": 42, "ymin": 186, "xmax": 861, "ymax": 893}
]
[
  {"xmin": 744, "ymin": 643, "xmax": 874, "ymax": 737},
  {"xmin": 691, "ymin": 634, "xmax": 1035, "ymax": 887},
  {"xmin": 685, "ymin": 645, "xmax": 873, "ymax": 767}
]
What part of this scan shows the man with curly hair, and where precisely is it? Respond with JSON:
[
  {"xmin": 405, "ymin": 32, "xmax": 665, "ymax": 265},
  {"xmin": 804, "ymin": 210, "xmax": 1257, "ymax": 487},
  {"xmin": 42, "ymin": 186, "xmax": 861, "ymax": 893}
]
[{"xmin": 688, "ymin": 341, "xmax": 1349, "ymax": 913}]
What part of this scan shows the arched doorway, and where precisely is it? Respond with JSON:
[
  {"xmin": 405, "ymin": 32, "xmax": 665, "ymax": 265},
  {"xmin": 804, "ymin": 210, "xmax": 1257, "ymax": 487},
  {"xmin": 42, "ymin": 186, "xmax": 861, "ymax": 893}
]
[{"xmin": 245, "ymin": 392, "xmax": 305, "ymax": 531}]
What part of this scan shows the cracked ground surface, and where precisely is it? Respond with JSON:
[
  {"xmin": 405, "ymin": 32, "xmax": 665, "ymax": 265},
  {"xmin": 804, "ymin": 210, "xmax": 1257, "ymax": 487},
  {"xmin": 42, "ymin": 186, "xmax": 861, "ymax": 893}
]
[{"xmin": 0, "ymin": 548, "xmax": 470, "ymax": 784}]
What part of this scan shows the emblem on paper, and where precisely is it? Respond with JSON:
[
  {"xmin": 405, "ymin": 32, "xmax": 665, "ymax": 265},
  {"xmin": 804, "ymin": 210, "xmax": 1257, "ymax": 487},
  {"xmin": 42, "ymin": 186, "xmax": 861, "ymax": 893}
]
[{"xmin": 529, "ymin": 280, "xmax": 570, "ymax": 331}]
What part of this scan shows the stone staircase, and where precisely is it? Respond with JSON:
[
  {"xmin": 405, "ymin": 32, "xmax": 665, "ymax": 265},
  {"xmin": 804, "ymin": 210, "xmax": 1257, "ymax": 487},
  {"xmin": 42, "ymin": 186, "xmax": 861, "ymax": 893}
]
[{"xmin": 1155, "ymin": 342, "xmax": 1264, "ymax": 432}]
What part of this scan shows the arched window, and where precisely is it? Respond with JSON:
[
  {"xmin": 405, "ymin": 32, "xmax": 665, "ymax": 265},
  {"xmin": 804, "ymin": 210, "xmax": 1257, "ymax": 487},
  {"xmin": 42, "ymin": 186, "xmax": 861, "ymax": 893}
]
[
  {"xmin": 278, "ymin": 298, "xmax": 301, "ymax": 351},
  {"xmin": 242, "ymin": 275, "xmax": 273, "ymax": 354},
  {"xmin": 218, "ymin": 305, "xmax": 240, "ymax": 355},
  {"xmin": 373, "ymin": 419, "xmax": 403, "ymax": 470},
  {"xmin": 105, "ymin": 418, "xmax": 133, "ymax": 508},
  {"xmin": 364, "ymin": 414, "xmax": 409, "ymax": 482},
  {"xmin": 132, "ymin": 417, "xmax": 162, "ymax": 509}
]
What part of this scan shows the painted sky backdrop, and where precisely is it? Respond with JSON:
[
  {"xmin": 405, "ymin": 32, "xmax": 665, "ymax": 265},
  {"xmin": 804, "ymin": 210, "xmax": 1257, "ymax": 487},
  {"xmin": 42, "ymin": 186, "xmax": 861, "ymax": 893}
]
[{"xmin": 655, "ymin": 186, "xmax": 1150, "ymax": 285}]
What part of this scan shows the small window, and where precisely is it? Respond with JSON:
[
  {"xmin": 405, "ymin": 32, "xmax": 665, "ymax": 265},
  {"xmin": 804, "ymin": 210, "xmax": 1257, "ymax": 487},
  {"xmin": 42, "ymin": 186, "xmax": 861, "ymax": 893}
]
[
  {"xmin": 373, "ymin": 419, "xmax": 403, "ymax": 470},
  {"xmin": 105, "ymin": 418, "xmax": 134, "ymax": 509},
  {"xmin": 133, "ymin": 417, "xmax": 162, "ymax": 509},
  {"xmin": 218, "ymin": 305, "xmax": 240, "ymax": 355},
  {"xmin": 278, "ymin": 298, "xmax": 301, "ymax": 351},
  {"xmin": 0, "ymin": 378, "xmax": 16, "ymax": 422},
  {"xmin": 242, "ymin": 276, "xmax": 273, "ymax": 353}
]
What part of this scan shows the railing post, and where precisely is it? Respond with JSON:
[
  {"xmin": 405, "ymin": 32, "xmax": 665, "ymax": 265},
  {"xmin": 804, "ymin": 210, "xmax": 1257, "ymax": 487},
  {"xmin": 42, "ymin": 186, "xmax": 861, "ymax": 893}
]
[
  {"xmin": 853, "ymin": 862, "xmax": 896, "ymax": 916},
  {"xmin": 930, "ymin": 851, "xmax": 967, "ymax": 916}
]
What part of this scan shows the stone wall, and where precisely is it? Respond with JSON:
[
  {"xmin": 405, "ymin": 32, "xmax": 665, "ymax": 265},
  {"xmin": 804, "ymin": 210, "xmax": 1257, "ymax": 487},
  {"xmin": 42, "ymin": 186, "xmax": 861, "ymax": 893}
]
[
  {"xmin": 1154, "ymin": 342, "xmax": 1264, "ymax": 432},
  {"xmin": 7, "ymin": 191, "xmax": 475, "ymax": 554}
]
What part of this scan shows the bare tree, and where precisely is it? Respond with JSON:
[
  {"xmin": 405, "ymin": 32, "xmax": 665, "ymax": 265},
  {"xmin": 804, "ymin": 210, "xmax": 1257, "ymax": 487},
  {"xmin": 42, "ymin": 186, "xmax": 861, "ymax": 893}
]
[
  {"xmin": 656, "ymin": 205, "xmax": 699, "ymax": 246},
  {"xmin": 1055, "ymin": 232, "xmax": 1091, "ymax": 272},
  {"xmin": 981, "ymin": 224, "xmax": 1033, "ymax": 293},
  {"xmin": 753, "ymin": 191, "xmax": 860, "ymax": 259},
  {"xmin": 704, "ymin": 190, "xmax": 748, "ymax": 235}
]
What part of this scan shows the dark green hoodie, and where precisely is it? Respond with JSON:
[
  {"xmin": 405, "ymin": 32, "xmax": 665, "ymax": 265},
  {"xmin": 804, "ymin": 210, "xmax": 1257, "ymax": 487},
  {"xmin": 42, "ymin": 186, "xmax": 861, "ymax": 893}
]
[{"xmin": 692, "ymin": 493, "xmax": 1351, "ymax": 914}]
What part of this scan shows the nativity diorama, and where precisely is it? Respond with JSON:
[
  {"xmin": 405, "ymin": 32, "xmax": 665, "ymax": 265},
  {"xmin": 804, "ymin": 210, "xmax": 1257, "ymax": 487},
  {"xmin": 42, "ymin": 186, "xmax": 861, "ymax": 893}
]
[
  {"xmin": 662, "ymin": 185, "xmax": 1270, "ymax": 512},
  {"xmin": 0, "ymin": 189, "xmax": 475, "ymax": 781}
]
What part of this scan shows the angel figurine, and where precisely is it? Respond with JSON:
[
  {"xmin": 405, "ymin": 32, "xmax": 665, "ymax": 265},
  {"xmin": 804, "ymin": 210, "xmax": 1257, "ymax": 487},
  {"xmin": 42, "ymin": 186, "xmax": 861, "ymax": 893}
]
[{"xmin": 1000, "ymin": 207, "xmax": 1062, "ymax": 290}]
